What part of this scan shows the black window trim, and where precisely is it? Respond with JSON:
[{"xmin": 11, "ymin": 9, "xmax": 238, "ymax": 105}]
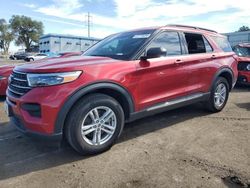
[{"xmin": 203, "ymin": 35, "xmax": 214, "ymax": 53}]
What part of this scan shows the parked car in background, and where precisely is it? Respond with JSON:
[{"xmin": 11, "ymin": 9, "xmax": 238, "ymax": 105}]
[
  {"xmin": 233, "ymin": 43, "xmax": 250, "ymax": 85},
  {"xmin": 9, "ymin": 52, "xmax": 31, "ymax": 60},
  {"xmin": 0, "ymin": 65, "xmax": 14, "ymax": 96},
  {"xmin": 24, "ymin": 53, "xmax": 48, "ymax": 62},
  {"xmin": 0, "ymin": 53, "xmax": 82, "ymax": 95},
  {"xmin": 5, "ymin": 25, "xmax": 238, "ymax": 155}
]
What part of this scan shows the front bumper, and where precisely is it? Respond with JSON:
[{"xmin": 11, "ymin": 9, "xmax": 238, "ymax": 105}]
[
  {"xmin": 5, "ymin": 97, "xmax": 63, "ymax": 142},
  {"xmin": 237, "ymin": 71, "xmax": 250, "ymax": 85},
  {"xmin": 10, "ymin": 115, "xmax": 62, "ymax": 143},
  {"xmin": 5, "ymin": 81, "xmax": 75, "ymax": 136}
]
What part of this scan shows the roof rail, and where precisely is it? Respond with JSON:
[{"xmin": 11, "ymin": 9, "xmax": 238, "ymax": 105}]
[{"xmin": 166, "ymin": 24, "xmax": 217, "ymax": 33}]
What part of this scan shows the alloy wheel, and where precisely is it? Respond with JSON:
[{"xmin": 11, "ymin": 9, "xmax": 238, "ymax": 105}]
[{"xmin": 81, "ymin": 106, "xmax": 117, "ymax": 146}]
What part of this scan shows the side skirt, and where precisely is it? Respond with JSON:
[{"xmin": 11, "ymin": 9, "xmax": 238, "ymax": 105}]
[{"xmin": 127, "ymin": 92, "xmax": 210, "ymax": 122}]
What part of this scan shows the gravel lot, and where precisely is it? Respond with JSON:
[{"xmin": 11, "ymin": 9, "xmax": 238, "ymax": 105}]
[{"xmin": 0, "ymin": 84, "xmax": 249, "ymax": 187}]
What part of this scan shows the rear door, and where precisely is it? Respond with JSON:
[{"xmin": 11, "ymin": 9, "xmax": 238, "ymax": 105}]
[
  {"xmin": 180, "ymin": 32, "xmax": 217, "ymax": 93},
  {"xmin": 135, "ymin": 31, "xmax": 189, "ymax": 110}
]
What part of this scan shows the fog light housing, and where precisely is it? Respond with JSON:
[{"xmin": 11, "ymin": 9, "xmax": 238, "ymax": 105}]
[{"xmin": 21, "ymin": 103, "xmax": 41, "ymax": 118}]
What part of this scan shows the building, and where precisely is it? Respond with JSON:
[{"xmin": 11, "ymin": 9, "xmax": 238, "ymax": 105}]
[
  {"xmin": 39, "ymin": 34, "xmax": 100, "ymax": 54},
  {"xmin": 223, "ymin": 31, "xmax": 250, "ymax": 47},
  {"xmin": 27, "ymin": 45, "xmax": 39, "ymax": 53}
]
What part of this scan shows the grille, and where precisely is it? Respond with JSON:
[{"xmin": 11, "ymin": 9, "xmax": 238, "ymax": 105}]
[
  {"xmin": 8, "ymin": 71, "xmax": 32, "ymax": 97},
  {"xmin": 238, "ymin": 62, "xmax": 250, "ymax": 71}
]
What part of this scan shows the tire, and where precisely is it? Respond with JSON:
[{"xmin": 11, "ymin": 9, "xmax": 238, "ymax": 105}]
[
  {"xmin": 205, "ymin": 77, "xmax": 229, "ymax": 112},
  {"xmin": 65, "ymin": 93, "xmax": 124, "ymax": 155}
]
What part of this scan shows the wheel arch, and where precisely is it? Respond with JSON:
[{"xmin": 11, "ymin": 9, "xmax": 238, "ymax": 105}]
[
  {"xmin": 211, "ymin": 67, "xmax": 234, "ymax": 91},
  {"xmin": 54, "ymin": 82, "xmax": 135, "ymax": 134}
]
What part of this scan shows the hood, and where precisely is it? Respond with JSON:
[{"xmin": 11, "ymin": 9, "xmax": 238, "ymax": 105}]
[
  {"xmin": 238, "ymin": 56, "xmax": 250, "ymax": 62},
  {"xmin": 15, "ymin": 56, "xmax": 120, "ymax": 73}
]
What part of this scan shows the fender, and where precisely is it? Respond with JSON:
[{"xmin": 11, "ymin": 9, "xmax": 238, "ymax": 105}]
[
  {"xmin": 54, "ymin": 82, "xmax": 135, "ymax": 134},
  {"xmin": 210, "ymin": 67, "xmax": 235, "ymax": 91}
]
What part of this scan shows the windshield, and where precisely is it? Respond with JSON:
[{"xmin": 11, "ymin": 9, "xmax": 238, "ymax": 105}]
[
  {"xmin": 234, "ymin": 46, "xmax": 250, "ymax": 57},
  {"xmin": 84, "ymin": 29, "xmax": 156, "ymax": 60}
]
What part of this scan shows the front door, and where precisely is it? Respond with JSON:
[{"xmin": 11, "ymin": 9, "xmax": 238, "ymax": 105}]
[{"xmin": 135, "ymin": 31, "xmax": 189, "ymax": 110}]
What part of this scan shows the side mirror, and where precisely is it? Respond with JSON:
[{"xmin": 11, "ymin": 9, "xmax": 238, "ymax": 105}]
[{"xmin": 141, "ymin": 47, "xmax": 167, "ymax": 60}]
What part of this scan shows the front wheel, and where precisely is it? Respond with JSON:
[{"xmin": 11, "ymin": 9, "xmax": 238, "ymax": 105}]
[
  {"xmin": 205, "ymin": 77, "xmax": 229, "ymax": 112},
  {"xmin": 65, "ymin": 94, "xmax": 124, "ymax": 155}
]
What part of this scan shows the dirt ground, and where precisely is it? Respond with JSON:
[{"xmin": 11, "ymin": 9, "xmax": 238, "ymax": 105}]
[{"xmin": 0, "ymin": 86, "xmax": 249, "ymax": 188}]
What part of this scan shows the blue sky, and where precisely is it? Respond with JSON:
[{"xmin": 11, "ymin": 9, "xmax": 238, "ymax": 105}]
[{"xmin": 0, "ymin": 0, "xmax": 249, "ymax": 51}]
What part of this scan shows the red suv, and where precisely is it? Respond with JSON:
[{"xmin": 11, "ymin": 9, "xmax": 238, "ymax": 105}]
[
  {"xmin": 5, "ymin": 25, "xmax": 238, "ymax": 155},
  {"xmin": 233, "ymin": 43, "xmax": 250, "ymax": 85},
  {"xmin": 0, "ymin": 65, "xmax": 14, "ymax": 96}
]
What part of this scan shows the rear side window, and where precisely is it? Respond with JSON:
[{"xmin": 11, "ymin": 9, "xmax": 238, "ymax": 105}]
[
  {"xmin": 211, "ymin": 36, "xmax": 232, "ymax": 52},
  {"xmin": 147, "ymin": 31, "xmax": 182, "ymax": 56},
  {"xmin": 184, "ymin": 33, "xmax": 206, "ymax": 54}
]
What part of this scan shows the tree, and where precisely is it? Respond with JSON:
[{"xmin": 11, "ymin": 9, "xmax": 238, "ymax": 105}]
[
  {"xmin": 10, "ymin": 15, "xmax": 44, "ymax": 52},
  {"xmin": 238, "ymin": 25, "xmax": 250, "ymax": 32},
  {"xmin": 0, "ymin": 19, "xmax": 14, "ymax": 54}
]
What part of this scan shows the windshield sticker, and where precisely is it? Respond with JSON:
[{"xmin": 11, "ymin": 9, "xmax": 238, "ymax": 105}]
[{"xmin": 132, "ymin": 34, "xmax": 151, "ymax": 39}]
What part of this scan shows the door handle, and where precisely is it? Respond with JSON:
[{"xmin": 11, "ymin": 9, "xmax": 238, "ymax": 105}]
[
  {"xmin": 175, "ymin": 59, "xmax": 183, "ymax": 64},
  {"xmin": 211, "ymin": 55, "xmax": 216, "ymax": 59}
]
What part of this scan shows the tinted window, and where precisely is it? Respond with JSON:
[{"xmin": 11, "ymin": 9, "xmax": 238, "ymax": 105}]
[
  {"xmin": 84, "ymin": 29, "xmax": 156, "ymax": 60},
  {"xmin": 147, "ymin": 32, "xmax": 181, "ymax": 56},
  {"xmin": 211, "ymin": 36, "xmax": 232, "ymax": 52},
  {"xmin": 185, "ymin": 33, "xmax": 206, "ymax": 54}
]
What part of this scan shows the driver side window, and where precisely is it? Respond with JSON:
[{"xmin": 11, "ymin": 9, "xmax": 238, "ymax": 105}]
[{"xmin": 147, "ymin": 32, "xmax": 182, "ymax": 56}]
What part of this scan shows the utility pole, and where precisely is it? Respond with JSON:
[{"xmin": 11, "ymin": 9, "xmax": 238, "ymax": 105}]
[{"xmin": 86, "ymin": 12, "xmax": 92, "ymax": 38}]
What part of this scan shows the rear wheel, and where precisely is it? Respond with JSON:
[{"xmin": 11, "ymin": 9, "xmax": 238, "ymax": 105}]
[
  {"xmin": 205, "ymin": 77, "xmax": 229, "ymax": 112},
  {"xmin": 65, "ymin": 94, "xmax": 124, "ymax": 155}
]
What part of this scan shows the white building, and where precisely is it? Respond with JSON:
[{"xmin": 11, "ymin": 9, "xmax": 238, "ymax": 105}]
[
  {"xmin": 223, "ymin": 31, "xmax": 250, "ymax": 47},
  {"xmin": 39, "ymin": 34, "xmax": 100, "ymax": 54}
]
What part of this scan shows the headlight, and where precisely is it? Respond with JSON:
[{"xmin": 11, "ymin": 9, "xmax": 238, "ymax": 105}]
[
  {"xmin": 0, "ymin": 76, "xmax": 7, "ymax": 80},
  {"xmin": 27, "ymin": 71, "xmax": 82, "ymax": 87},
  {"xmin": 246, "ymin": 64, "xmax": 250, "ymax": 71}
]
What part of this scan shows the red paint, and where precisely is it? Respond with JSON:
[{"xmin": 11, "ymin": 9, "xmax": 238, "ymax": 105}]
[
  {"xmin": 0, "ymin": 65, "xmax": 14, "ymax": 95},
  {"xmin": 0, "ymin": 53, "xmax": 82, "ymax": 95},
  {"xmin": 6, "ymin": 26, "xmax": 238, "ymax": 136},
  {"xmin": 238, "ymin": 56, "xmax": 250, "ymax": 83}
]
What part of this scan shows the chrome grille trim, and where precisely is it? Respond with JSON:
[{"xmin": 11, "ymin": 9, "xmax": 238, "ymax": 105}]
[
  {"xmin": 10, "ymin": 83, "xmax": 31, "ymax": 89},
  {"xmin": 8, "ymin": 71, "xmax": 32, "ymax": 97},
  {"xmin": 10, "ymin": 75, "xmax": 27, "ymax": 82},
  {"xmin": 8, "ymin": 86, "xmax": 25, "ymax": 96}
]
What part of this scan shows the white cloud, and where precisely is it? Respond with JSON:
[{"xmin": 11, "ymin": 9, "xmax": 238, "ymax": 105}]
[
  {"xmin": 37, "ymin": 0, "xmax": 83, "ymax": 17},
  {"xmin": 23, "ymin": 3, "xmax": 37, "ymax": 9},
  {"xmin": 32, "ymin": 0, "xmax": 250, "ymax": 36}
]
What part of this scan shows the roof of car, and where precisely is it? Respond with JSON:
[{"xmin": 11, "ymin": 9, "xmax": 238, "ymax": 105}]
[{"xmin": 129, "ymin": 25, "xmax": 224, "ymax": 37}]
